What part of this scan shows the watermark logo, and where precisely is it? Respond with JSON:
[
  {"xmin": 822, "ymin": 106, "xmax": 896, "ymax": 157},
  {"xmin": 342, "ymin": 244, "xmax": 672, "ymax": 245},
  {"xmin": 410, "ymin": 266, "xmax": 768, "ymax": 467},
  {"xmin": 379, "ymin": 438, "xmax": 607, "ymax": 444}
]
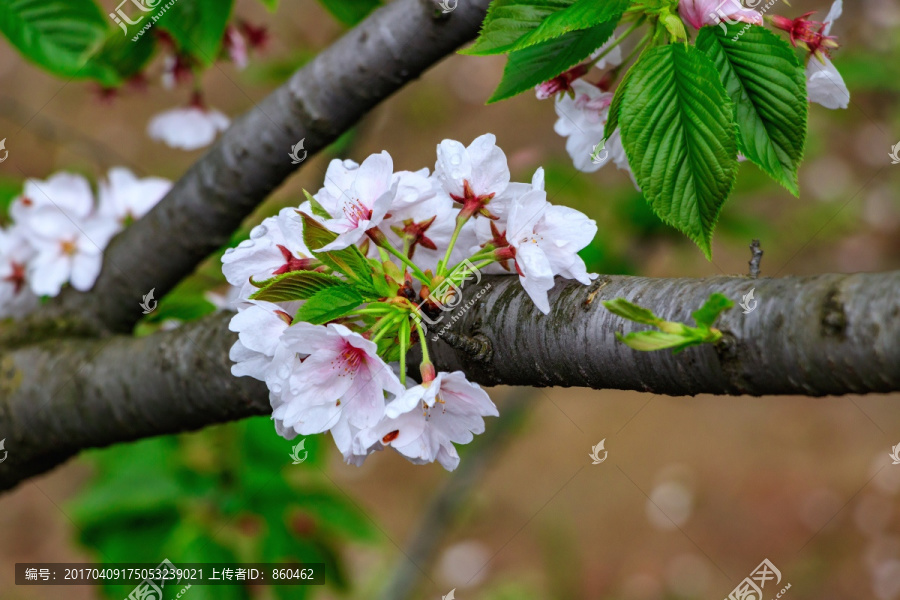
[
  {"xmin": 890, "ymin": 142, "xmax": 900, "ymax": 165},
  {"xmin": 290, "ymin": 439, "xmax": 308, "ymax": 464},
  {"xmin": 109, "ymin": 0, "xmax": 179, "ymax": 42},
  {"xmin": 726, "ymin": 559, "xmax": 790, "ymax": 600},
  {"xmin": 140, "ymin": 288, "xmax": 157, "ymax": 314},
  {"xmin": 0, "ymin": 138, "xmax": 8, "ymax": 163},
  {"xmin": 589, "ymin": 439, "xmax": 608, "ymax": 464},
  {"xmin": 437, "ymin": 0, "xmax": 458, "ymax": 13},
  {"xmin": 0, "ymin": 438, "xmax": 7, "ymax": 464},
  {"xmin": 289, "ymin": 139, "xmax": 307, "ymax": 164},
  {"xmin": 740, "ymin": 288, "xmax": 758, "ymax": 314},
  {"xmin": 413, "ymin": 259, "xmax": 482, "ymax": 331},
  {"xmin": 125, "ymin": 558, "xmax": 184, "ymax": 600},
  {"xmin": 890, "ymin": 443, "xmax": 900, "ymax": 465},
  {"xmin": 590, "ymin": 139, "xmax": 608, "ymax": 165},
  {"xmin": 442, "ymin": 589, "xmax": 456, "ymax": 600}
]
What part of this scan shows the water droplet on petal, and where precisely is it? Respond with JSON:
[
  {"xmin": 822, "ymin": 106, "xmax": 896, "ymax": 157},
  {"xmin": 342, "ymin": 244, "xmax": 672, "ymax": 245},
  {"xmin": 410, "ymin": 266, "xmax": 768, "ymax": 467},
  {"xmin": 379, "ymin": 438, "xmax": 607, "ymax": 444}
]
[
  {"xmin": 250, "ymin": 224, "xmax": 268, "ymax": 239},
  {"xmin": 449, "ymin": 155, "xmax": 462, "ymax": 166}
]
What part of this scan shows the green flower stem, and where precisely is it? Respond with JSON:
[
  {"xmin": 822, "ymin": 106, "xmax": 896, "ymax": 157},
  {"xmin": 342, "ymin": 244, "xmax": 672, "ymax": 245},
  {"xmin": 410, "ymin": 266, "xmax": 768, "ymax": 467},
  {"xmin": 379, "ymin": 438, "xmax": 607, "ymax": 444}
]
[
  {"xmin": 371, "ymin": 313, "xmax": 403, "ymax": 344},
  {"xmin": 438, "ymin": 213, "xmax": 470, "ymax": 277},
  {"xmin": 592, "ymin": 19, "xmax": 643, "ymax": 68},
  {"xmin": 414, "ymin": 318, "xmax": 431, "ymax": 365},
  {"xmin": 369, "ymin": 228, "xmax": 430, "ymax": 283}
]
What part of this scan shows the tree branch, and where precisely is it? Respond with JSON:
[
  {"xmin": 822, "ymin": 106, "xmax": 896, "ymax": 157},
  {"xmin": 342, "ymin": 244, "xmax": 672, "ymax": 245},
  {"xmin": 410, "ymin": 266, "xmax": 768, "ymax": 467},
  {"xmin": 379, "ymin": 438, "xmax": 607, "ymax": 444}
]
[
  {"xmin": 32, "ymin": 0, "xmax": 490, "ymax": 336},
  {"xmin": 3, "ymin": 271, "xmax": 899, "ymax": 493}
]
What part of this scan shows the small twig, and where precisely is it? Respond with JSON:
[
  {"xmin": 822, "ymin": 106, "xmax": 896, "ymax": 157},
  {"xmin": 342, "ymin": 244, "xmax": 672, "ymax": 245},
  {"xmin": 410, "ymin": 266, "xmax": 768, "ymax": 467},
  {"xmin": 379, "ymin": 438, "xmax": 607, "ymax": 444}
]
[{"xmin": 748, "ymin": 239, "xmax": 763, "ymax": 279}]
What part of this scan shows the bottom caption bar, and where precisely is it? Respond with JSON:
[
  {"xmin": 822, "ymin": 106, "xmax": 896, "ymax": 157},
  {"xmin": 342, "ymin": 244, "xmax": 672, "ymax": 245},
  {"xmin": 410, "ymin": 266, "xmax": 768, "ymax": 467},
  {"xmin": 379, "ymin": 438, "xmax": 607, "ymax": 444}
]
[{"xmin": 16, "ymin": 560, "xmax": 325, "ymax": 586}]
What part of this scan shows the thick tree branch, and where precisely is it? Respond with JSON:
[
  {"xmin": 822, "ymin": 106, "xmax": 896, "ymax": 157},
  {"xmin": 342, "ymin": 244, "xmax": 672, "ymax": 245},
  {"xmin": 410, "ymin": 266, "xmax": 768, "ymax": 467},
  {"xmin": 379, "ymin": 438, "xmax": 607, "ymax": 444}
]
[
  {"xmin": 33, "ymin": 0, "xmax": 490, "ymax": 336},
  {"xmin": 2, "ymin": 271, "xmax": 899, "ymax": 493}
]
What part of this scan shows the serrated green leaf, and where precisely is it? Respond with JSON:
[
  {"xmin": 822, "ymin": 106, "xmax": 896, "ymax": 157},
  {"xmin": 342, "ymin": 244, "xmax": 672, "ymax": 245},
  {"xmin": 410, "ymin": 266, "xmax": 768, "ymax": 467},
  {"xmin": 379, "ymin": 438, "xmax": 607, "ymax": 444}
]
[
  {"xmin": 488, "ymin": 19, "xmax": 618, "ymax": 103},
  {"xmin": 462, "ymin": 0, "xmax": 575, "ymax": 56},
  {"xmin": 691, "ymin": 292, "xmax": 733, "ymax": 328},
  {"xmin": 0, "ymin": 0, "xmax": 111, "ymax": 79},
  {"xmin": 250, "ymin": 271, "xmax": 350, "ymax": 303},
  {"xmin": 298, "ymin": 212, "xmax": 378, "ymax": 293},
  {"xmin": 696, "ymin": 24, "xmax": 807, "ymax": 196},
  {"xmin": 156, "ymin": 0, "xmax": 234, "ymax": 66},
  {"xmin": 602, "ymin": 298, "xmax": 662, "ymax": 326},
  {"xmin": 316, "ymin": 0, "xmax": 381, "ymax": 26},
  {"xmin": 294, "ymin": 286, "xmax": 365, "ymax": 325},
  {"xmin": 619, "ymin": 44, "xmax": 738, "ymax": 258},
  {"xmin": 513, "ymin": 0, "xmax": 630, "ymax": 50}
]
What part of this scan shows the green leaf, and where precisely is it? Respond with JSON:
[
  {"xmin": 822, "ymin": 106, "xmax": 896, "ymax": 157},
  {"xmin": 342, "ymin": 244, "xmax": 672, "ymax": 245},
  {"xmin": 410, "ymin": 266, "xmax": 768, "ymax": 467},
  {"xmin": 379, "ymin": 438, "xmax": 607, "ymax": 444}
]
[
  {"xmin": 316, "ymin": 0, "xmax": 382, "ymax": 26},
  {"xmin": 298, "ymin": 212, "xmax": 378, "ymax": 293},
  {"xmin": 488, "ymin": 19, "xmax": 618, "ymax": 103},
  {"xmin": 294, "ymin": 286, "xmax": 365, "ymax": 325},
  {"xmin": 512, "ymin": 0, "xmax": 630, "ymax": 50},
  {"xmin": 605, "ymin": 49, "xmax": 640, "ymax": 136},
  {"xmin": 691, "ymin": 292, "xmax": 734, "ymax": 328},
  {"xmin": 462, "ymin": 0, "xmax": 575, "ymax": 56},
  {"xmin": 89, "ymin": 28, "xmax": 157, "ymax": 86},
  {"xmin": 250, "ymin": 271, "xmax": 351, "ymax": 303},
  {"xmin": 615, "ymin": 330, "xmax": 701, "ymax": 352},
  {"xmin": 0, "ymin": 0, "xmax": 110, "ymax": 79},
  {"xmin": 303, "ymin": 189, "xmax": 332, "ymax": 221},
  {"xmin": 696, "ymin": 24, "xmax": 807, "ymax": 196},
  {"xmin": 602, "ymin": 298, "xmax": 662, "ymax": 326},
  {"xmin": 157, "ymin": 0, "xmax": 234, "ymax": 66},
  {"xmin": 259, "ymin": 0, "xmax": 280, "ymax": 10},
  {"xmin": 618, "ymin": 44, "xmax": 738, "ymax": 258}
]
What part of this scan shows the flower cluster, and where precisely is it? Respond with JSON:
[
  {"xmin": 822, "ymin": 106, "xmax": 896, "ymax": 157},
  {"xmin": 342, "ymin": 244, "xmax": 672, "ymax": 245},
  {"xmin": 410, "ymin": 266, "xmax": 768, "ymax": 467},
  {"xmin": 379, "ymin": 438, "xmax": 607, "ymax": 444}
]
[
  {"xmin": 223, "ymin": 134, "xmax": 598, "ymax": 470},
  {"xmin": 540, "ymin": 0, "xmax": 849, "ymax": 175},
  {"xmin": 0, "ymin": 168, "xmax": 170, "ymax": 317}
]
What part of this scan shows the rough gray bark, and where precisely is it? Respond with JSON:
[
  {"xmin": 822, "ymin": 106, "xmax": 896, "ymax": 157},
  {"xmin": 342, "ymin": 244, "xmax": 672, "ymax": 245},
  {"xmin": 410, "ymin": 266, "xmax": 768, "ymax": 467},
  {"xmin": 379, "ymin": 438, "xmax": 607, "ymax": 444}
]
[
  {"xmin": 2, "ymin": 271, "xmax": 899, "ymax": 493},
  {"xmin": 429, "ymin": 272, "xmax": 900, "ymax": 396},
  {"xmin": 32, "ymin": 0, "xmax": 490, "ymax": 336},
  {"xmin": 0, "ymin": 312, "xmax": 268, "ymax": 492}
]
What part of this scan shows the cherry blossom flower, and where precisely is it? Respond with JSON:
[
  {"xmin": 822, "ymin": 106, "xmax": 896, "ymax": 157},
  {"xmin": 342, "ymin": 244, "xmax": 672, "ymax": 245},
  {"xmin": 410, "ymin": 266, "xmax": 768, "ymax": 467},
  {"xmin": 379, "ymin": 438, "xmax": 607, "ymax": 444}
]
[
  {"xmin": 26, "ymin": 208, "xmax": 118, "ymax": 296},
  {"xmin": 274, "ymin": 323, "xmax": 405, "ymax": 436},
  {"xmin": 221, "ymin": 207, "xmax": 314, "ymax": 300},
  {"xmin": 536, "ymin": 64, "xmax": 590, "ymax": 100},
  {"xmin": 498, "ymin": 168, "xmax": 597, "ymax": 313},
  {"xmin": 98, "ymin": 167, "xmax": 171, "ymax": 225},
  {"xmin": 224, "ymin": 25, "xmax": 248, "ymax": 69},
  {"xmin": 11, "ymin": 172, "xmax": 94, "ymax": 227},
  {"xmin": 228, "ymin": 300, "xmax": 295, "ymax": 381},
  {"xmin": 148, "ymin": 100, "xmax": 230, "ymax": 150},
  {"xmin": 679, "ymin": 0, "xmax": 763, "ymax": 30},
  {"xmin": 788, "ymin": 1, "xmax": 849, "ymax": 110},
  {"xmin": 553, "ymin": 80, "xmax": 632, "ymax": 178},
  {"xmin": 354, "ymin": 371, "xmax": 498, "ymax": 471},
  {"xmin": 434, "ymin": 134, "xmax": 512, "ymax": 219},
  {"xmin": 313, "ymin": 152, "xmax": 397, "ymax": 251}
]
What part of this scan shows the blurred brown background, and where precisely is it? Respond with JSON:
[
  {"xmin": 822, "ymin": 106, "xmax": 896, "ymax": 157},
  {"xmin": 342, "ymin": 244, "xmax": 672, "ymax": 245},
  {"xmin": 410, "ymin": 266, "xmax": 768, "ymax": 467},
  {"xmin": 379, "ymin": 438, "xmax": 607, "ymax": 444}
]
[{"xmin": 1, "ymin": 0, "xmax": 900, "ymax": 598}]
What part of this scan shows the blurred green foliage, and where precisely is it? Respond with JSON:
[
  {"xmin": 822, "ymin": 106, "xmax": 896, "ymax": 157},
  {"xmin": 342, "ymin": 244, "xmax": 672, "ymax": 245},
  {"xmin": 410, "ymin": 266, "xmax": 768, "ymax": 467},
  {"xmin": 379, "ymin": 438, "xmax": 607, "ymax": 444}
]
[{"xmin": 68, "ymin": 417, "xmax": 378, "ymax": 600}]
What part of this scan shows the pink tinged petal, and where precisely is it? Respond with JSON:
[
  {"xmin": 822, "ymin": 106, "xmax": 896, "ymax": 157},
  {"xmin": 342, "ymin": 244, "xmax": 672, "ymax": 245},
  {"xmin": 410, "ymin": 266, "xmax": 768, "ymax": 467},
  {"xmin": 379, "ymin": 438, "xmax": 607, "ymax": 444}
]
[
  {"xmin": 147, "ymin": 107, "xmax": 230, "ymax": 151},
  {"xmin": 435, "ymin": 139, "xmax": 473, "ymax": 197},
  {"xmin": 515, "ymin": 242, "xmax": 555, "ymax": 314},
  {"xmin": 342, "ymin": 366, "xmax": 389, "ymax": 429},
  {"xmin": 507, "ymin": 190, "xmax": 549, "ymax": 244},
  {"xmin": 679, "ymin": 0, "xmax": 761, "ymax": 30},
  {"xmin": 353, "ymin": 151, "xmax": 394, "ymax": 204},
  {"xmin": 435, "ymin": 445, "xmax": 461, "ymax": 471},
  {"xmin": 466, "ymin": 133, "xmax": 510, "ymax": 197},
  {"xmin": 807, "ymin": 56, "xmax": 849, "ymax": 109},
  {"xmin": 28, "ymin": 255, "xmax": 71, "ymax": 297},
  {"xmin": 69, "ymin": 252, "xmax": 103, "ymax": 291},
  {"xmin": 823, "ymin": 0, "xmax": 842, "ymax": 36},
  {"xmin": 229, "ymin": 302, "xmax": 288, "ymax": 356}
]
